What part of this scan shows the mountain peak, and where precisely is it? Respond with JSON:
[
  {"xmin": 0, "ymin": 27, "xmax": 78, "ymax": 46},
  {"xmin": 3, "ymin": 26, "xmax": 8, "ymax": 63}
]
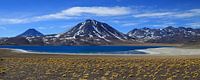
[
  {"xmin": 17, "ymin": 28, "xmax": 44, "ymax": 37},
  {"xmin": 84, "ymin": 19, "xmax": 99, "ymax": 25},
  {"xmin": 85, "ymin": 19, "xmax": 96, "ymax": 22},
  {"xmin": 61, "ymin": 19, "xmax": 131, "ymax": 42},
  {"xmin": 165, "ymin": 26, "xmax": 175, "ymax": 29},
  {"xmin": 26, "ymin": 28, "xmax": 38, "ymax": 32},
  {"xmin": 142, "ymin": 27, "xmax": 150, "ymax": 30},
  {"xmin": 85, "ymin": 19, "xmax": 92, "ymax": 22}
]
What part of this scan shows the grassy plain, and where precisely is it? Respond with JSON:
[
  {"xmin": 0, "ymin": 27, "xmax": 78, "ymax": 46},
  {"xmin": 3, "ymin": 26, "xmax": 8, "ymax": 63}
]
[{"xmin": 1, "ymin": 49, "xmax": 200, "ymax": 80}]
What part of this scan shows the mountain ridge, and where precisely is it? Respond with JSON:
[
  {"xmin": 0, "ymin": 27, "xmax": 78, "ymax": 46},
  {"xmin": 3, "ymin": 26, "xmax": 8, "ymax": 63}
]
[
  {"xmin": 0, "ymin": 19, "xmax": 200, "ymax": 45},
  {"xmin": 128, "ymin": 26, "xmax": 200, "ymax": 43},
  {"xmin": 0, "ymin": 19, "xmax": 135, "ymax": 45}
]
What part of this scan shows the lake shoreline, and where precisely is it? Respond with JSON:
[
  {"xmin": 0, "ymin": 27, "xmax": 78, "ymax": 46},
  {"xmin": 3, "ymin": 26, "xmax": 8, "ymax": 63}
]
[
  {"xmin": 0, "ymin": 48, "xmax": 149, "ymax": 56},
  {"xmin": 0, "ymin": 46, "xmax": 167, "ymax": 55},
  {"xmin": 1, "ymin": 46, "xmax": 200, "ymax": 56}
]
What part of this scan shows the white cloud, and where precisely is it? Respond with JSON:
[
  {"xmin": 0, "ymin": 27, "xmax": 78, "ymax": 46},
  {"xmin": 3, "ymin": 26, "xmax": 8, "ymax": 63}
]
[
  {"xmin": 133, "ymin": 12, "xmax": 173, "ymax": 18},
  {"xmin": 173, "ymin": 13, "xmax": 195, "ymax": 18},
  {"xmin": 61, "ymin": 7, "xmax": 131, "ymax": 16},
  {"xmin": 0, "ymin": 18, "xmax": 28, "ymax": 24},
  {"xmin": 0, "ymin": 6, "xmax": 131, "ymax": 25},
  {"xmin": 1, "ymin": 7, "xmax": 199, "ymax": 27},
  {"xmin": 133, "ymin": 9, "xmax": 200, "ymax": 18},
  {"xmin": 189, "ymin": 9, "xmax": 200, "ymax": 13},
  {"xmin": 173, "ymin": 9, "xmax": 200, "ymax": 18}
]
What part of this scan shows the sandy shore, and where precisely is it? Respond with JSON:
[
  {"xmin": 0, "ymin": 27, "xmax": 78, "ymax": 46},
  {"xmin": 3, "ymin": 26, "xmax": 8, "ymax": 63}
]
[{"xmin": 137, "ymin": 47, "xmax": 200, "ymax": 55}]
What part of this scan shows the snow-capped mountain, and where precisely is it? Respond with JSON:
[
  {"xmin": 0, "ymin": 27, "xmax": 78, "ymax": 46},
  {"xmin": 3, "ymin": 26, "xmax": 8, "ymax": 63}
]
[
  {"xmin": 0, "ymin": 19, "xmax": 134, "ymax": 45},
  {"xmin": 57, "ymin": 19, "xmax": 132, "ymax": 44},
  {"xmin": 49, "ymin": 19, "xmax": 134, "ymax": 45},
  {"xmin": 1, "ymin": 20, "xmax": 200, "ymax": 45},
  {"xmin": 17, "ymin": 28, "xmax": 44, "ymax": 37},
  {"xmin": 128, "ymin": 26, "xmax": 200, "ymax": 43},
  {"xmin": 62, "ymin": 19, "xmax": 128, "ymax": 40}
]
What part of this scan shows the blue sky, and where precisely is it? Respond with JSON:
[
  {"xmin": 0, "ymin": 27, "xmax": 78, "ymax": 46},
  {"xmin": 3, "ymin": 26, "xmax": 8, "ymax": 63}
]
[{"xmin": 0, "ymin": 0, "xmax": 200, "ymax": 37}]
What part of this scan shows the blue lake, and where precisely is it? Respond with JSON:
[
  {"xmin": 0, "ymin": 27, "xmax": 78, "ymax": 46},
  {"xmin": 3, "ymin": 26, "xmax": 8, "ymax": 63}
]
[{"xmin": 0, "ymin": 46, "xmax": 168, "ymax": 54}]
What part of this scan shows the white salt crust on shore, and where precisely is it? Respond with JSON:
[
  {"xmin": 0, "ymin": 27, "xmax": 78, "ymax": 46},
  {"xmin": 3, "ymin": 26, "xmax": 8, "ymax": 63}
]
[{"xmin": 137, "ymin": 47, "xmax": 200, "ymax": 55}]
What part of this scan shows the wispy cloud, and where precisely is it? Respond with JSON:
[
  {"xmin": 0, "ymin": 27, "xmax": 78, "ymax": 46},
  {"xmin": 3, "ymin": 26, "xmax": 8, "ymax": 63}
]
[
  {"xmin": 133, "ymin": 9, "xmax": 200, "ymax": 18},
  {"xmin": 60, "ymin": 7, "xmax": 131, "ymax": 16},
  {"xmin": 1, "ymin": 6, "xmax": 200, "ymax": 29},
  {"xmin": 133, "ymin": 12, "xmax": 173, "ymax": 18},
  {"xmin": 0, "ymin": 18, "xmax": 28, "ymax": 24},
  {"xmin": 0, "ymin": 6, "xmax": 131, "ymax": 25},
  {"xmin": 174, "ymin": 9, "xmax": 200, "ymax": 18},
  {"xmin": 35, "ymin": 7, "xmax": 131, "ymax": 20},
  {"xmin": 0, "ymin": 16, "xmax": 73, "ymax": 25}
]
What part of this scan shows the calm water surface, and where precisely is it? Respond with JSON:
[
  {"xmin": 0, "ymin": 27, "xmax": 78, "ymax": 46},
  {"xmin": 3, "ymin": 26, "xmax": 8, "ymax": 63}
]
[{"xmin": 0, "ymin": 46, "xmax": 168, "ymax": 54}]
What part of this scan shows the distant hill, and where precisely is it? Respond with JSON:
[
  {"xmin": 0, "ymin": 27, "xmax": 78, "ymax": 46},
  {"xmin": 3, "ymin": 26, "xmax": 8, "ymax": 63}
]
[
  {"xmin": 128, "ymin": 26, "xmax": 200, "ymax": 43},
  {"xmin": 17, "ymin": 29, "xmax": 44, "ymax": 37}
]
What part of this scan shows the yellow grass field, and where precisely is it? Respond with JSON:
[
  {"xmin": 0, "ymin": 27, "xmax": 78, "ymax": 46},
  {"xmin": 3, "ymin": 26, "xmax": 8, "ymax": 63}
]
[{"xmin": 1, "ymin": 49, "xmax": 200, "ymax": 80}]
